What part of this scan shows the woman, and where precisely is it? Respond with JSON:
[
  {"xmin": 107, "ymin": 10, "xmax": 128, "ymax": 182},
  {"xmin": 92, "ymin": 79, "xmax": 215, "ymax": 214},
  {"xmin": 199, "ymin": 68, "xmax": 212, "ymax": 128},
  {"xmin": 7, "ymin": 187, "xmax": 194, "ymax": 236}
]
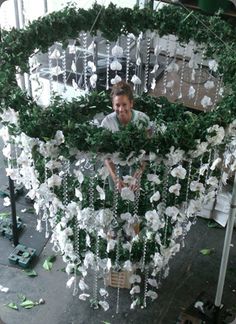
[{"xmin": 101, "ymin": 81, "xmax": 150, "ymax": 192}]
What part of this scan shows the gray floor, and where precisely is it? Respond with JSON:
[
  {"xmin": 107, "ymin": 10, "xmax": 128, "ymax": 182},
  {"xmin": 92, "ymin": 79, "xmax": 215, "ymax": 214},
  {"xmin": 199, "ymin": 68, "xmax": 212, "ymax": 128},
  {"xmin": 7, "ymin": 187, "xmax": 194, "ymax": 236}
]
[{"xmin": 0, "ymin": 140, "xmax": 236, "ymax": 324}]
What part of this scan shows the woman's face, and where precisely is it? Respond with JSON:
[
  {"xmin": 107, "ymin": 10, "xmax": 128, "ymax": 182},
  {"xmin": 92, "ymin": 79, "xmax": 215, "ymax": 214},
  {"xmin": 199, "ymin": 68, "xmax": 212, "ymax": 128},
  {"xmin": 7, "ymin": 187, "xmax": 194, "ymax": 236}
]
[{"xmin": 112, "ymin": 95, "xmax": 133, "ymax": 125}]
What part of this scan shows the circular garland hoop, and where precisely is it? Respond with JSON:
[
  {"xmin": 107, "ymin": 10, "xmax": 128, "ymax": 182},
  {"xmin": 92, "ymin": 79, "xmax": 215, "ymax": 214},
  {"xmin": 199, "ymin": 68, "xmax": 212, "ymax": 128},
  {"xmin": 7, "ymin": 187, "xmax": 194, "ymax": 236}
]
[{"xmin": 1, "ymin": 3, "xmax": 236, "ymax": 311}]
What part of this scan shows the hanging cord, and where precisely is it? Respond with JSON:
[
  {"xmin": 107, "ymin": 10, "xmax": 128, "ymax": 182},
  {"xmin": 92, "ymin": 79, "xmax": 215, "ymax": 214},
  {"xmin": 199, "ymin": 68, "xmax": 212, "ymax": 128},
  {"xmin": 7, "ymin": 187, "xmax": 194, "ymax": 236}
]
[{"xmin": 64, "ymin": 0, "xmax": 107, "ymax": 85}]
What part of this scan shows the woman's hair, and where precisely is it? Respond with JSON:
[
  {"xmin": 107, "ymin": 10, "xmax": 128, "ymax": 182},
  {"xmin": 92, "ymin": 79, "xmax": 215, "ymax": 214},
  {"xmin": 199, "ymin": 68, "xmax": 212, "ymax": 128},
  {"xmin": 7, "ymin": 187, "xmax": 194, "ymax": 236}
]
[{"xmin": 111, "ymin": 81, "xmax": 134, "ymax": 102}]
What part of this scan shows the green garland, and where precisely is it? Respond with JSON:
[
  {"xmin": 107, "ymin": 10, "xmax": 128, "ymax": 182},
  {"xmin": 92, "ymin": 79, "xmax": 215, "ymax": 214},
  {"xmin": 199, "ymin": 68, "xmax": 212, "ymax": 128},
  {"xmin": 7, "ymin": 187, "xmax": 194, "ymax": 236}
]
[{"xmin": 0, "ymin": 3, "xmax": 236, "ymax": 157}]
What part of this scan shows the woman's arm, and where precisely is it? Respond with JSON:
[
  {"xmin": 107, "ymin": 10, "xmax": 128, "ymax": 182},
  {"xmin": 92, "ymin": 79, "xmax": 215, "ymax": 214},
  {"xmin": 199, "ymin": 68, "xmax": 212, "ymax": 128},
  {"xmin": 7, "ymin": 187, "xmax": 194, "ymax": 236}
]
[{"xmin": 104, "ymin": 159, "xmax": 125, "ymax": 192}]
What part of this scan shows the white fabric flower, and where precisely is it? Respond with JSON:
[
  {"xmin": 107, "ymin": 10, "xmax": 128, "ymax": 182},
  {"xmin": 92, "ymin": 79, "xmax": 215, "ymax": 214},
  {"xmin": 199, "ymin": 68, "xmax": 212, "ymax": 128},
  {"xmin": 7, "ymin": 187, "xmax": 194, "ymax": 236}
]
[
  {"xmin": 66, "ymin": 276, "xmax": 75, "ymax": 288},
  {"xmin": 171, "ymin": 165, "xmax": 186, "ymax": 179},
  {"xmin": 129, "ymin": 274, "xmax": 141, "ymax": 284},
  {"xmin": 208, "ymin": 59, "xmax": 218, "ymax": 72},
  {"xmin": 0, "ymin": 108, "xmax": 18, "ymax": 125},
  {"xmin": 123, "ymin": 260, "xmax": 133, "ymax": 271},
  {"xmin": 122, "ymin": 175, "xmax": 136, "ymax": 186},
  {"xmin": 130, "ymin": 298, "xmax": 139, "ymax": 309},
  {"xmin": 206, "ymin": 176, "xmax": 218, "ymax": 187},
  {"xmin": 79, "ymin": 293, "xmax": 90, "ymax": 301},
  {"xmin": 71, "ymin": 60, "xmax": 77, "ymax": 73},
  {"xmin": 3, "ymin": 197, "xmax": 11, "ymax": 206},
  {"xmin": 121, "ymin": 187, "xmax": 135, "ymax": 202},
  {"xmin": 75, "ymin": 188, "xmax": 83, "ymax": 201},
  {"xmin": 90, "ymin": 74, "xmax": 97, "ymax": 88},
  {"xmin": 79, "ymin": 279, "xmax": 89, "ymax": 291},
  {"xmin": 54, "ymin": 130, "xmax": 65, "ymax": 145},
  {"xmin": 188, "ymin": 85, "xmax": 196, "ymax": 99},
  {"xmin": 165, "ymin": 146, "xmax": 185, "ymax": 166},
  {"xmin": 210, "ymin": 157, "xmax": 222, "ymax": 171},
  {"xmin": 207, "ymin": 125, "xmax": 225, "ymax": 145},
  {"xmin": 169, "ymin": 183, "xmax": 181, "ymax": 196},
  {"xmin": 74, "ymin": 169, "xmax": 84, "ymax": 184},
  {"xmin": 148, "ymin": 278, "xmax": 158, "ymax": 287}
]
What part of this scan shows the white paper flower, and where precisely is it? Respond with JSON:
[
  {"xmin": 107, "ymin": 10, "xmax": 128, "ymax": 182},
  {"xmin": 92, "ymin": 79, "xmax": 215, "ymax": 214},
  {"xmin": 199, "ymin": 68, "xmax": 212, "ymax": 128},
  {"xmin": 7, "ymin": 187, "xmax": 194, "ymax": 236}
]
[
  {"xmin": 199, "ymin": 163, "xmax": 209, "ymax": 176},
  {"xmin": 201, "ymin": 95, "xmax": 212, "ymax": 108},
  {"xmin": 111, "ymin": 44, "xmax": 123, "ymax": 57},
  {"xmin": 110, "ymin": 59, "xmax": 122, "ymax": 71},
  {"xmin": 75, "ymin": 188, "xmax": 83, "ymax": 201},
  {"xmin": 165, "ymin": 146, "xmax": 185, "ymax": 166},
  {"xmin": 96, "ymin": 185, "xmax": 105, "ymax": 200},
  {"xmin": 171, "ymin": 165, "xmax": 186, "ymax": 179},
  {"xmin": 131, "ymin": 74, "xmax": 142, "ymax": 85},
  {"xmin": 79, "ymin": 279, "xmax": 89, "ymax": 291},
  {"xmin": 111, "ymin": 75, "xmax": 122, "ymax": 85},
  {"xmin": 121, "ymin": 187, "xmax": 135, "ymax": 202},
  {"xmin": 210, "ymin": 157, "xmax": 222, "ymax": 171},
  {"xmin": 148, "ymin": 278, "xmax": 158, "ymax": 287},
  {"xmin": 106, "ymin": 239, "xmax": 116, "ymax": 252},
  {"xmin": 74, "ymin": 169, "xmax": 84, "ymax": 184},
  {"xmin": 99, "ymin": 288, "xmax": 109, "ymax": 297},
  {"xmin": 150, "ymin": 191, "xmax": 161, "ymax": 203},
  {"xmin": 169, "ymin": 183, "xmax": 181, "ymax": 196},
  {"xmin": 3, "ymin": 197, "xmax": 11, "ymax": 207}
]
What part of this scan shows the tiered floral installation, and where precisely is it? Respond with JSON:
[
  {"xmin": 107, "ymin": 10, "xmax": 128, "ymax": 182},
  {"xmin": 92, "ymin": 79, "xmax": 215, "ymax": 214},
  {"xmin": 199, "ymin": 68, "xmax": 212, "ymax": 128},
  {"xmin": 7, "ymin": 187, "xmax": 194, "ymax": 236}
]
[{"xmin": 0, "ymin": 3, "xmax": 236, "ymax": 311}]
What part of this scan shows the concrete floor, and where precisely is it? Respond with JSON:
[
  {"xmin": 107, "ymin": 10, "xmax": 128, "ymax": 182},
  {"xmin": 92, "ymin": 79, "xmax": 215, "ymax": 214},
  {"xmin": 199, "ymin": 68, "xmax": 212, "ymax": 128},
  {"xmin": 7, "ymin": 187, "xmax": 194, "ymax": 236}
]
[{"xmin": 0, "ymin": 141, "xmax": 236, "ymax": 324}]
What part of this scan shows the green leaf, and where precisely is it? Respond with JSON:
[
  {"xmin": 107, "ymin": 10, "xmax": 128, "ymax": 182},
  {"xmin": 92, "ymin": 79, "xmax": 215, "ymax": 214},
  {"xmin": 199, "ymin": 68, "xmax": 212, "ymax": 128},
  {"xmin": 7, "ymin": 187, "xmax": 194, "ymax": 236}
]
[
  {"xmin": 20, "ymin": 300, "xmax": 35, "ymax": 309},
  {"xmin": 47, "ymin": 255, "xmax": 56, "ymax": 263},
  {"xmin": 200, "ymin": 248, "xmax": 214, "ymax": 256},
  {"xmin": 23, "ymin": 269, "xmax": 38, "ymax": 277},
  {"xmin": 0, "ymin": 212, "xmax": 11, "ymax": 218},
  {"xmin": 17, "ymin": 294, "xmax": 26, "ymax": 302},
  {"xmin": 43, "ymin": 259, "xmax": 53, "ymax": 271},
  {"xmin": 207, "ymin": 220, "xmax": 219, "ymax": 228},
  {"xmin": 6, "ymin": 302, "xmax": 18, "ymax": 310}
]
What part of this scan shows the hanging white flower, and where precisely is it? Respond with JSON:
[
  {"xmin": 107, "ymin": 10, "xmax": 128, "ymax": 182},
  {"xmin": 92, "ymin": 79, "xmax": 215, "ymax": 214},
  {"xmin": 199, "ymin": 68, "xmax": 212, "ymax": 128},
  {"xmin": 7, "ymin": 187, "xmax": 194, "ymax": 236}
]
[
  {"xmin": 106, "ymin": 239, "xmax": 117, "ymax": 252},
  {"xmin": 79, "ymin": 293, "xmax": 90, "ymax": 301},
  {"xmin": 171, "ymin": 165, "xmax": 187, "ymax": 179},
  {"xmin": 166, "ymin": 62, "xmax": 179, "ymax": 73},
  {"xmin": 66, "ymin": 276, "xmax": 75, "ymax": 288},
  {"xmin": 204, "ymin": 80, "xmax": 215, "ymax": 90},
  {"xmin": 110, "ymin": 60, "xmax": 122, "ymax": 71},
  {"xmin": 188, "ymin": 86, "xmax": 196, "ymax": 99},
  {"xmin": 72, "ymin": 79, "xmax": 79, "ymax": 90},
  {"xmin": 54, "ymin": 130, "xmax": 65, "ymax": 145},
  {"xmin": 151, "ymin": 78, "xmax": 156, "ymax": 90},
  {"xmin": 190, "ymin": 181, "xmax": 205, "ymax": 192},
  {"xmin": 96, "ymin": 185, "xmax": 105, "ymax": 200},
  {"xmin": 88, "ymin": 40, "xmax": 96, "ymax": 54},
  {"xmin": 152, "ymin": 252, "xmax": 163, "ymax": 269},
  {"xmin": 136, "ymin": 56, "xmax": 142, "ymax": 66},
  {"xmin": 130, "ymin": 285, "xmax": 140, "ymax": 295},
  {"xmin": 150, "ymin": 191, "xmax": 161, "ymax": 203},
  {"xmin": 0, "ymin": 108, "xmax": 18, "ymax": 125},
  {"xmin": 65, "ymin": 263, "xmax": 75, "ymax": 275},
  {"xmin": 166, "ymin": 80, "xmax": 174, "ymax": 88},
  {"xmin": 47, "ymin": 174, "xmax": 62, "ymax": 187},
  {"xmin": 120, "ymin": 212, "xmax": 133, "ymax": 223},
  {"xmin": 131, "ymin": 74, "xmax": 142, "ymax": 85},
  {"xmin": 210, "ymin": 157, "xmax": 222, "ymax": 170},
  {"xmin": 147, "ymin": 173, "xmax": 160, "ymax": 184},
  {"xmin": 123, "ymin": 260, "xmax": 133, "ymax": 271},
  {"xmin": 74, "ymin": 169, "xmax": 84, "ymax": 184},
  {"xmin": 111, "ymin": 75, "xmax": 122, "ymax": 85},
  {"xmin": 122, "ymin": 175, "xmax": 136, "ymax": 186},
  {"xmin": 71, "ymin": 60, "xmax": 77, "ymax": 73},
  {"xmin": 36, "ymin": 219, "xmax": 42, "ymax": 232},
  {"xmin": 79, "ymin": 279, "xmax": 89, "ymax": 291},
  {"xmin": 121, "ymin": 187, "xmax": 135, "ymax": 202},
  {"xmin": 111, "ymin": 44, "xmax": 123, "ymax": 57},
  {"xmin": 146, "ymin": 290, "xmax": 158, "ymax": 301},
  {"xmin": 206, "ymin": 176, "xmax": 218, "ymax": 187},
  {"xmin": 165, "ymin": 146, "xmax": 185, "ymax": 166},
  {"xmin": 150, "ymin": 64, "xmax": 160, "ymax": 74},
  {"xmin": 208, "ymin": 59, "xmax": 218, "ymax": 72},
  {"xmin": 6, "ymin": 168, "xmax": 20, "ymax": 181},
  {"xmin": 130, "ymin": 298, "xmax": 139, "ymax": 310},
  {"xmin": 207, "ymin": 125, "xmax": 225, "ymax": 145},
  {"xmin": 99, "ymin": 300, "xmax": 109, "ymax": 311},
  {"xmin": 201, "ymin": 95, "xmax": 212, "ymax": 108},
  {"xmin": 99, "ymin": 288, "xmax": 109, "ymax": 297},
  {"xmin": 129, "ymin": 274, "xmax": 141, "ymax": 284},
  {"xmin": 90, "ymin": 74, "xmax": 97, "ymax": 89},
  {"xmin": 51, "ymin": 66, "xmax": 64, "ymax": 76},
  {"xmin": 0, "ymin": 126, "xmax": 9, "ymax": 142},
  {"xmin": 49, "ymin": 48, "xmax": 61, "ymax": 59},
  {"xmin": 169, "ymin": 183, "xmax": 181, "ymax": 196},
  {"xmin": 190, "ymin": 140, "xmax": 208, "ymax": 158},
  {"xmin": 165, "ymin": 206, "xmax": 179, "ymax": 220},
  {"xmin": 199, "ymin": 163, "xmax": 209, "ymax": 175},
  {"xmin": 87, "ymin": 61, "xmax": 96, "ymax": 73},
  {"xmin": 187, "ymin": 199, "xmax": 202, "ymax": 217},
  {"xmin": 148, "ymin": 278, "xmax": 158, "ymax": 287},
  {"xmin": 188, "ymin": 58, "xmax": 198, "ymax": 69},
  {"xmin": 172, "ymin": 225, "xmax": 183, "ymax": 238}
]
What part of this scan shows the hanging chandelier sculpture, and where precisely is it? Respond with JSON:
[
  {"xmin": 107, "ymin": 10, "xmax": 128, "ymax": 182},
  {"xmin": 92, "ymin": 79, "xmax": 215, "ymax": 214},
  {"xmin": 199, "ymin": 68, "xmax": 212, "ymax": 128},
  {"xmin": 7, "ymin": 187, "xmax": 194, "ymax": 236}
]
[{"xmin": 0, "ymin": 3, "xmax": 236, "ymax": 312}]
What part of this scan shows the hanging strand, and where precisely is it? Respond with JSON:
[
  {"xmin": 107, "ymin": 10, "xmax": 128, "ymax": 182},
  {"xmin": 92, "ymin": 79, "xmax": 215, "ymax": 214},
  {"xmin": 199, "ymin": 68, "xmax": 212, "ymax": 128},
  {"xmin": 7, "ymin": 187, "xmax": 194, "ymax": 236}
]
[
  {"xmin": 106, "ymin": 41, "xmax": 110, "ymax": 90},
  {"xmin": 125, "ymin": 34, "xmax": 131, "ymax": 83},
  {"xmin": 144, "ymin": 35, "xmax": 151, "ymax": 93}
]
